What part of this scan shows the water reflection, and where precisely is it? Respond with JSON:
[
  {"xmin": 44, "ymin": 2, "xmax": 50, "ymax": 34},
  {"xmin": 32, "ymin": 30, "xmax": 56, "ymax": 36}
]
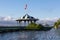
[{"xmin": 0, "ymin": 28, "xmax": 60, "ymax": 40}]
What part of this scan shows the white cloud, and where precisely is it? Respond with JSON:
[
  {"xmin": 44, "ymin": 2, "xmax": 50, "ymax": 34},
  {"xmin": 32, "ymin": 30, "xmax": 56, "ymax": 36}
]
[
  {"xmin": 3, "ymin": 16, "xmax": 12, "ymax": 21},
  {"xmin": 0, "ymin": 16, "xmax": 59, "ymax": 26},
  {"xmin": 40, "ymin": 17, "xmax": 59, "ymax": 21},
  {"xmin": 0, "ymin": 16, "xmax": 59, "ymax": 21},
  {"xmin": 0, "ymin": 16, "xmax": 16, "ymax": 21}
]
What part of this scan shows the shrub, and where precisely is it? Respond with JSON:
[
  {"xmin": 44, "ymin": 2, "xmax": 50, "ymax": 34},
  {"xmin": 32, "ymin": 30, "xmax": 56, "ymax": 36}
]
[{"xmin": 26, "ymin": 23, "xmax": 43, "ymax": 29}]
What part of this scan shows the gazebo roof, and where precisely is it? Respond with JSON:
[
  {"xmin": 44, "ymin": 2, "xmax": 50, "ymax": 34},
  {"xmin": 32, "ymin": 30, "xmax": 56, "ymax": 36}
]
[
  {"xmin": 16, "ymin": 14, "xmax": 39, "ymax": 21},
  {"xmin": 22, "ymin": 14, "xmax": 35, "ymax": 19}
]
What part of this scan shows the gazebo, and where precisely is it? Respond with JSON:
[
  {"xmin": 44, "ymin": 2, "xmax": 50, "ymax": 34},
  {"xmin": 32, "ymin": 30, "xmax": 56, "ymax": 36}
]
[{"xmin": 16, "ymin": 14, "xmax": 39, "ymax": 24}]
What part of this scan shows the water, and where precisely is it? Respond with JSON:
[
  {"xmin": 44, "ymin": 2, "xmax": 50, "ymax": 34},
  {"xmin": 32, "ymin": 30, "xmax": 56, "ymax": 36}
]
[
  {"xmin": 0, "ymin": 21, "xmax": 60, "ymax": 40},
  {"xmin": 0, "ymin": 21, "xmax": 54, "ymax": 26},
  {"xmin": 0, "ymin": 28, "xmax": 60, "ymax": 40},
  {"xmin": 0, "ymin": 21, "xmax": 29, "ymax": 26}
]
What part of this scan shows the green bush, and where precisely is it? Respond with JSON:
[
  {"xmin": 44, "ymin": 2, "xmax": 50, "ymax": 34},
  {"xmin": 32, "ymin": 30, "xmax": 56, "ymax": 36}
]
[
  {"xmin": 26, "ymin": 23, "xmax": 43, "ymax": 29},
  {"xmin": 54, "ymin": 18, "xmax": 60, "ymax": 29}
]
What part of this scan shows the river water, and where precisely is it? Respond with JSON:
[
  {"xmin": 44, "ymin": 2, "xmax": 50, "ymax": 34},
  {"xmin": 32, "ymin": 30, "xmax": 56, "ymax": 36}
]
[{"xmin": 0, "ymin": 28, "xmax": 60, "ymax": 40}]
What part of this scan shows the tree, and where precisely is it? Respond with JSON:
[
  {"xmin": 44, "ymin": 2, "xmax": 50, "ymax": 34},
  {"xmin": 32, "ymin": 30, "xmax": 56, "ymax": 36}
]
[{"xmin": 54, "ymin": 18, "xmax": 60, "ymax": 29}]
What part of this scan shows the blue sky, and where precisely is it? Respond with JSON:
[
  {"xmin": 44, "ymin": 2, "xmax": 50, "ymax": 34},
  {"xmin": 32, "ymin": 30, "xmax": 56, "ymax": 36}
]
[{"xmin": 0, "ymin": 0, "xmax": 60, "ymax": 19}]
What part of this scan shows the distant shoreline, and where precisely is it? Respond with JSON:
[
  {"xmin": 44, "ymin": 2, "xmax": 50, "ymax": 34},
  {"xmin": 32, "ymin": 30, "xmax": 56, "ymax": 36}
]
[{"xmin": 0, "ymin": 26, "xmax": 53, "ymax": 33}]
